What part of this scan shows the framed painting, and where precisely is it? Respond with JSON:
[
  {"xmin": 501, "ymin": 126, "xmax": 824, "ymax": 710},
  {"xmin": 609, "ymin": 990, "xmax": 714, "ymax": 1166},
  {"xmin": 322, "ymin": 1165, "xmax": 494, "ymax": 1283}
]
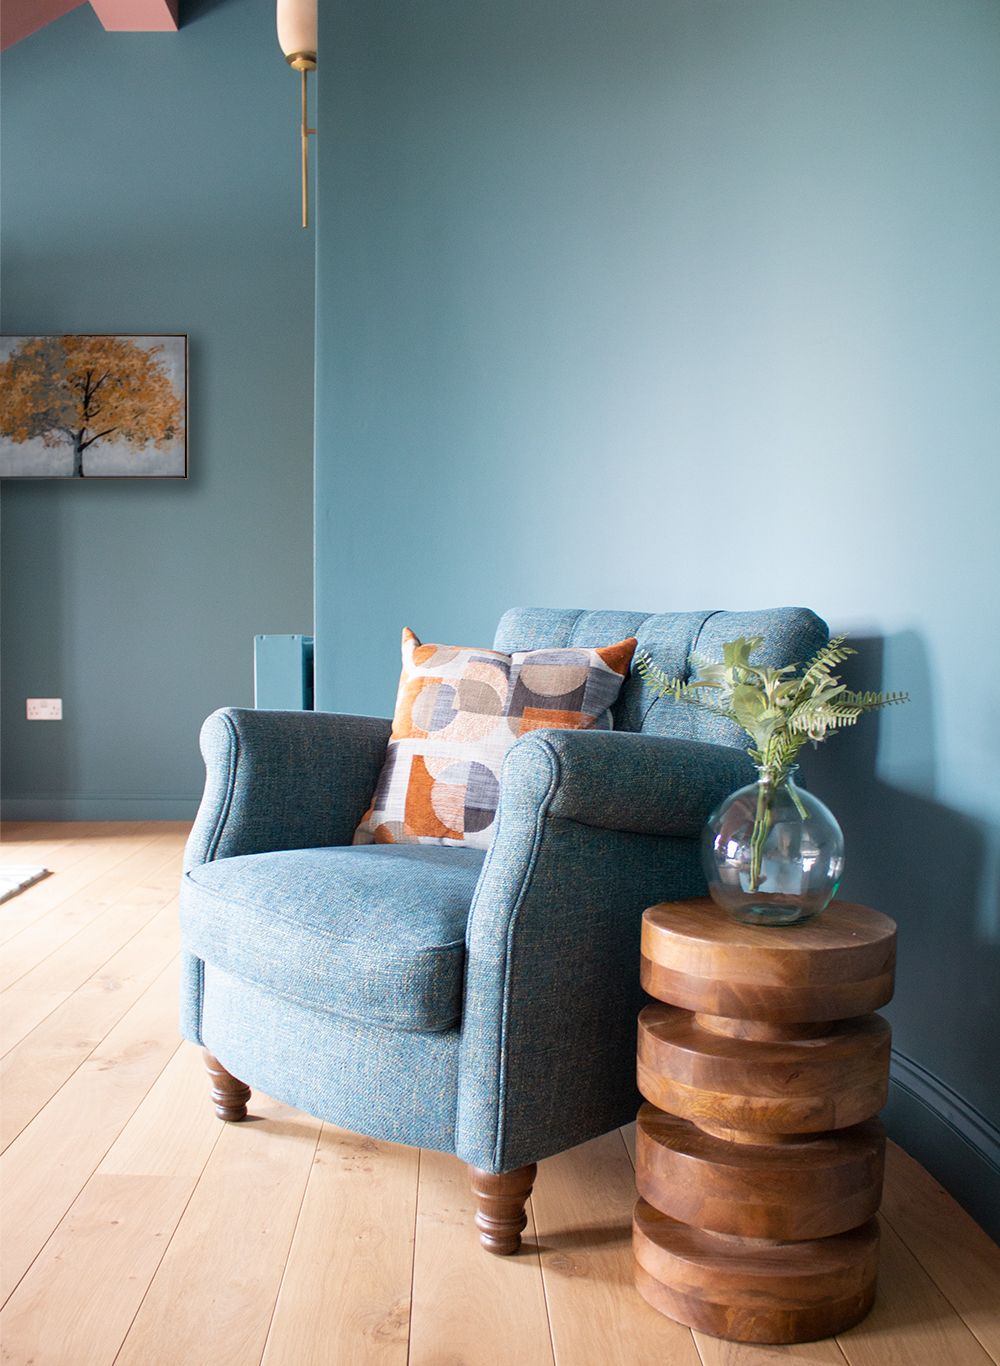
[{"xmin": 0, "ymin": 334, "xmax": 188, "ymax": 479}]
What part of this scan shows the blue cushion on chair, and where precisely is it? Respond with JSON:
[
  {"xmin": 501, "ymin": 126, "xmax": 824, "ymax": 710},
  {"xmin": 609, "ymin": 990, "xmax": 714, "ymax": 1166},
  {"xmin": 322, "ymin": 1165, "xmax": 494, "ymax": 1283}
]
[{"xmin": 180, "ymin": 844, "xmax": 484, "ymax": 1033}]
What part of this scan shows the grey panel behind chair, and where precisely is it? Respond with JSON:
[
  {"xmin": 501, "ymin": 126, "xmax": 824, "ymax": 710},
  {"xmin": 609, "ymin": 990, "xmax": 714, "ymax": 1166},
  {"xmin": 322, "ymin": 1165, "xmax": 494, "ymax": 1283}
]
[{"xmin": 254, "ymin": 634, "xmax": 315, "ymax": 710}]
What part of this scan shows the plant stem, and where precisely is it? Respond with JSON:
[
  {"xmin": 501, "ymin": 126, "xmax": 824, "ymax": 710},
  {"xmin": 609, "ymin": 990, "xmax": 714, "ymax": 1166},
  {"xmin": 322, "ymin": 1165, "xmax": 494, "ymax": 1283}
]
[
  {"xmin": 749, "ymin": 775, "xmax": 774, "ymax": 893},
  {"xmin": 788, "ymin": 783, "xmax": 809, "ymax": 820}
]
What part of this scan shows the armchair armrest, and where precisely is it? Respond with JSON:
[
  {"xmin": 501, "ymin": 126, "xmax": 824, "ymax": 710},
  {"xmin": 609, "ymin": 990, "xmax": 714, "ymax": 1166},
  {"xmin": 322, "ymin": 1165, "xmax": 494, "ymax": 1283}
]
[
  {"xmin": 456, "ymin": 729, "xmax": 753, "ymax": 1172},
  {"xmin": 184, "ymin": 708, "xmax": 391, "ymax": 870},
  {"xmin": 537, "ymin": 728, "xmax": 755, "ymax": 836}
]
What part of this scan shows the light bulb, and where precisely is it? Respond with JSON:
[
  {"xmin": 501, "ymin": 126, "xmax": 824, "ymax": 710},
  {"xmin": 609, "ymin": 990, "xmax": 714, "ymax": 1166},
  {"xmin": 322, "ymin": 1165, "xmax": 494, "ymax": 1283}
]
[{"xmin": 277, "ymin": 0, "xmax": 316, "ymax": 64}]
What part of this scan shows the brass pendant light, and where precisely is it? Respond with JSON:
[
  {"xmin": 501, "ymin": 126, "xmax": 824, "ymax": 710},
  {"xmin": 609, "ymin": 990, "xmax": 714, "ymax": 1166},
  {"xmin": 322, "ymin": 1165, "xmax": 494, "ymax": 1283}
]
[{"xmin": 276, "ymin": 0, "xmax": 317, "ymax": 228}]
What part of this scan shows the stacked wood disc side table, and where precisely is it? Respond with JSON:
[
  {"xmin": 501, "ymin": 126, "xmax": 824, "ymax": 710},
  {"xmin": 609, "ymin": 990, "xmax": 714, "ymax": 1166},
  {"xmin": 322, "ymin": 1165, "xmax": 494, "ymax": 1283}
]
[{"xmin": 633, "ymin": 897, "xmax": 897, "ymax": 1345}]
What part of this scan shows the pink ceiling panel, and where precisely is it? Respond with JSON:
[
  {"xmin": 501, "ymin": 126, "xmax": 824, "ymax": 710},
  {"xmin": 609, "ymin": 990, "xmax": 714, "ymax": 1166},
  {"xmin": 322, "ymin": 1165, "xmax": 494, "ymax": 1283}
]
[
  {"xmin": 1, "ymin": 0, "xmax": 86, "ymax": 51},
  {"xmin": 88, "ymin": 0, "xmax": 178, "ymax": 31}
]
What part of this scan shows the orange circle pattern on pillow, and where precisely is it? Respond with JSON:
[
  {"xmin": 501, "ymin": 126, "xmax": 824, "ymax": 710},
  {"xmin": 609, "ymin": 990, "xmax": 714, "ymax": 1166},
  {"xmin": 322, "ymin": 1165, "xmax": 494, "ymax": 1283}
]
[{"xmin": 353, "ymin": 628, "xmax": 637, "ymax": 850}]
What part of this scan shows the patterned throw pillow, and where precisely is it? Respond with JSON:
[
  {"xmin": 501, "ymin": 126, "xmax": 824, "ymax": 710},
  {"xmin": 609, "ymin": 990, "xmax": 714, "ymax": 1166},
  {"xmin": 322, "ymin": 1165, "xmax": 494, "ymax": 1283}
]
[{"xmin": 353, "ymin": 628, "xmax": 637, "ymax": 850}]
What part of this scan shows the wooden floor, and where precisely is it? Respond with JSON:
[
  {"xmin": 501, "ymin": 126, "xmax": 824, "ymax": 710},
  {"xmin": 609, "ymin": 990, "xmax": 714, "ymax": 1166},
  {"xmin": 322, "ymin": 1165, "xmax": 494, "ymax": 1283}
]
[{"xmin": 1, "ymin": 822, "xmax": 998, "ymax": 1366}]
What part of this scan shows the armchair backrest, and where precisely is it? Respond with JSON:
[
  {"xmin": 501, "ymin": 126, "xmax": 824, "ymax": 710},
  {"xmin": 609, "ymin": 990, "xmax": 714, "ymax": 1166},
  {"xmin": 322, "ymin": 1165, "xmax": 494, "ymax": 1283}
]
[{"xmin": 493, "ymin": 607, "xmax": 829, "ymax": 750}]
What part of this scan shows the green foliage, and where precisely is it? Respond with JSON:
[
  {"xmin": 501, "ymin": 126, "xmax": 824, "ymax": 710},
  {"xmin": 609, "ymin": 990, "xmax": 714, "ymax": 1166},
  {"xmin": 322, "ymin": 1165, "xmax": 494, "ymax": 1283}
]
[{"xmin": 636, "ymin": 635, "xmax": 908, "ymax": 783}]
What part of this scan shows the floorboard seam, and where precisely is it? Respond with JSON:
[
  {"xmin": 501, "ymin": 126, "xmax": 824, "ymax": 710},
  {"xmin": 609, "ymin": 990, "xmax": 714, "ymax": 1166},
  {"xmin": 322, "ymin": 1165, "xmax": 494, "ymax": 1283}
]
[
  {"xmin": 254, "ymin": 1116, "xmax": 324, "ymax": 1365},
  {"xmin": 876, "ymin": 1206, "xmax": 1000, "ymax": 1365},
  {"xmin": 1, "ymin": 1034, "xmax": 185, "ymax": 1312},
  {"xmin": 405, "ymin": 1146, "xmax": 422, "ymax": 1366},
  {"xmin": 1, "ymin": 952, "xmax": 181, "ymax": 1154},
  {"xmin": 110, "ymin": 1111, "xmax": 227, "ymax": 1366},
  {"xmin": 0, "ymin": 834, "xmax": 184, "ymax": 983}
]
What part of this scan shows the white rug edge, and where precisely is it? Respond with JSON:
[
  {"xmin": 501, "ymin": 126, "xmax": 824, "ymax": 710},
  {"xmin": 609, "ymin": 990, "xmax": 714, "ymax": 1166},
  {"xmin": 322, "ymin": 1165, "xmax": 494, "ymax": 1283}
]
[{"xmin": 0, "ymin": 866, "xmax": 51, "ymax": 903}]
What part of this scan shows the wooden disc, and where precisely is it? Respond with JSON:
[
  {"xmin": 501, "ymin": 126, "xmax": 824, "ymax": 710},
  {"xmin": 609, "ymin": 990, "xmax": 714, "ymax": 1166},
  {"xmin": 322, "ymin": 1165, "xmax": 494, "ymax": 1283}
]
[
  {"xmin": 641, "ymin": 899, "xmax": 896, "ymax": 1022},
  {"xmin": 636, "ymin": 1103, "xmax": 885, "ymax": 1240},
  {"xmin": 637, "ymin": 1004, "xmax": 891, "ymax": 1134},
  {"xmin": 633, "ymin": 1199, "xmax": 879, "ymax": 1344}
]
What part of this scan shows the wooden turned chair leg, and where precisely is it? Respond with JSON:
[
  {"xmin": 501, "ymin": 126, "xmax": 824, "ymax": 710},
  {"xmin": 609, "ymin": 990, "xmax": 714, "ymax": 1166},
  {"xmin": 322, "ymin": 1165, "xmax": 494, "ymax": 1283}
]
[
  {"xmin": 469, "ymin": 1162, "xmax": 537, "ymax": 1255},
  {"xmin": 203, "ymin": 1050, "xmax": 251, "ymax": 1121}
]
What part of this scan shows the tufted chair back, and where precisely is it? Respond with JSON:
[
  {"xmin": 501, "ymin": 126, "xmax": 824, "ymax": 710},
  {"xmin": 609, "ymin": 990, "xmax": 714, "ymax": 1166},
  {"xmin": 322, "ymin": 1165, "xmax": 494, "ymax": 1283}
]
[{"xmin": 493, "ymin": 606, "xmax": 829, "ymax": 751}]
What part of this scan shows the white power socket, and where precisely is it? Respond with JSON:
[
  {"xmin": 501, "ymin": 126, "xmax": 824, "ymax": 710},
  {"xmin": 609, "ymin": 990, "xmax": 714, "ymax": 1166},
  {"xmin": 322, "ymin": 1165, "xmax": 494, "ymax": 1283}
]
[{"xmin": 26, "ymin": 698, "xmax": 63, "ymax": 721}]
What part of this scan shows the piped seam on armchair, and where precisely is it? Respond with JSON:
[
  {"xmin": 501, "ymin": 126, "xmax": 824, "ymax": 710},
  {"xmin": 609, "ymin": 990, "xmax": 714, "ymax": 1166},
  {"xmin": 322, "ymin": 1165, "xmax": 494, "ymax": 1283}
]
[
  {"xmin": 465, "ymin": 734, "xmax": 562, "ymax": 1171},
  {"xmin": 183, "ymin": 873, "xmax": 469, "ymax": 955},
  {"xmin": 182, "ymin": 874, "xmax": 468, "ymax": 1033},
  {"xmin": 195, "ymin": 949, "xmax": 463, "ymax": 1035},
  {"xmin": 187, "ymin": 953, "xmax": 205, "ymax": 1044},
  {"xmin": 202, "ymin": 710, "xmax": 240, "ymax": 864}
]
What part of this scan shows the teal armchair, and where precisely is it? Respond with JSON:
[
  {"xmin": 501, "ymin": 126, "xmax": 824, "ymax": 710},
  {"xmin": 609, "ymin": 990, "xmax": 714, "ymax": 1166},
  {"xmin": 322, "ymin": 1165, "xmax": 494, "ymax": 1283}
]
[{"xmin": 179, "ymin": 606, "xmax": 827, "ymax": 1252}]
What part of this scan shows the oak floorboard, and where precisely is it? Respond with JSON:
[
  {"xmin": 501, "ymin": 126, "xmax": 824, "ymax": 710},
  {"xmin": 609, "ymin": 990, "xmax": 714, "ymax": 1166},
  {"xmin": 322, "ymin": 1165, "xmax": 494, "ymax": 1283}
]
[
  {"xmin": 693, "ymin": 1339, "xmax": 850, "ymax": 1366},
  {"xmin": 1, "ymin": 825, "xmax": 997, "ymax": 1366},
  {"xmin": 0, "ymin": 837, "xmax": 81, "ymax": 873},
  {"xmin": 2, "ymin": 1174, "xmax": 195, "ymax": 1366},
  {"xmin": 0, "ymin": 823, "xmax": 151, "ymax": 944},
  {"xmin": 531, "ymin": 1129, "xmax": 703, "ymax": 1366},
  {"xmin": 0, "ymin": 853, "xmax": 182, "ymax": 1054},
  {"xmin": 408, "ymin": 1147, "xmax": 554, "ymax": 1366},
  {"xmin": 834, "ymin": 1219, "xmax": 993, "ymax": 1366},
  {"xmin": 0, "ymin": 828, "xmax": 183, "ymax": 979},
  {"xmin": 879, "ymin": 1141, "xmax": 1000, "ymax": 1363},
  {"xmin": 0, "ymin": 842, "xmax": 112, "ymax": 939},
  {"xmin": 1, "ymin": 821, "xmax": 43, "ymax": 834},
  {"xmin": 1, "ymin": 838, "xmax": 183, "ymax": 994},
  {"xmin": 0, "ymin": 1044, "xmax": 221, "ymax": 1366},
  {"xmin": 0, "ymin": 989, "xmax": 68, "ymax": 1058},
  {"xmin": 0, "ymin": 817, "xmax": 122, "ymax": 843},
  {"xmin": 0, "ymin": 899, "xmax": 181, "ymax": 1147},
  {"xmin": 0, "ymin": 959, "xmax": 182, "ymax": 1303},
  {"xmin": 260, "ymin": 1125, "xmax": 419, "ymax": 1366},
  {"xmin": 114, "ymin": 1090, "xmax": 322, "ymax": 1366},
  {"xmin": 0, "ymin": 821, "xmax": 134, "ymax": 868},
  {"xmin": 1, "ymin": 820, "xmax": 133, "ymax": 843}
]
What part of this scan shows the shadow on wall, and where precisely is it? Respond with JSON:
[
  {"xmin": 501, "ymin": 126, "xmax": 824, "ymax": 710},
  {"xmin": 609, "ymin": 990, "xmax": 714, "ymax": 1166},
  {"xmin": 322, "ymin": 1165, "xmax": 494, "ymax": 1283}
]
[
  {"xmin": 181, "ymin": 0, "xmax": 244, "ymax": 24},
  {"xmin": 800, "ymin": 632, "xmax": 1000, "ymax": 1240}
]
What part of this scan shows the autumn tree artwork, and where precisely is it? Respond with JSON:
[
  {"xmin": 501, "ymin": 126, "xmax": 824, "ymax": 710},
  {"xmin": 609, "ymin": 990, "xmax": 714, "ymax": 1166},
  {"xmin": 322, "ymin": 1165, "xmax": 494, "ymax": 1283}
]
[{"xmin": 0, "ymin": 335, "xmax": 187, "ymax": 478}]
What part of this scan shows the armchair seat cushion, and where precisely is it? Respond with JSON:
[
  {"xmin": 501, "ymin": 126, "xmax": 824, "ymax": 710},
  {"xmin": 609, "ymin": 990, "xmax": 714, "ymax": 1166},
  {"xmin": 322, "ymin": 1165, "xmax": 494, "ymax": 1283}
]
[{"xmin": 180, "ymin": 844, "xmax": 485, "ymax": 1033}]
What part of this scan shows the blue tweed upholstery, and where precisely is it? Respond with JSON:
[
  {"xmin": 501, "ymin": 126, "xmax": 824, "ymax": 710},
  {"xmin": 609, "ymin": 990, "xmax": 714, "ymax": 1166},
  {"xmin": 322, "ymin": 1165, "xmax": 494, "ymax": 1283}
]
[
  {"xmin": 456, "ymin": 733, "xmax": 719, "ymax": 1170},
  {"xmin": 184, "ymin": 708, "xmax": 392, "ymax": 871},
  {"xmin": 180, "ymin": 604, "xmax": 828, "ymax": 1173},
  {"xmin": 202, "ymin": 965, "xmax": 460, "ymax": 1152},
  {"xmin": 493, "ymin": 606, "xmax": 829, "ymax": 747},
  {"xmin": 182, "ymin": 845, "xmax": 484, "ymax": 1032},
  {"xmin": 535, "ymin": 729, "xmax": 754, "ymax": 836}
]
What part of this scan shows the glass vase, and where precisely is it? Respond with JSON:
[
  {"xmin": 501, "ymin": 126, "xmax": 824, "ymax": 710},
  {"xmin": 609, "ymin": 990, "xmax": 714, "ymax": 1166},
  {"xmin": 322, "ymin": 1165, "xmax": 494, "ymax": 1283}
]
[{"xmin": 702, "ymin": 766, "xmax": 845, "ymax": 926}]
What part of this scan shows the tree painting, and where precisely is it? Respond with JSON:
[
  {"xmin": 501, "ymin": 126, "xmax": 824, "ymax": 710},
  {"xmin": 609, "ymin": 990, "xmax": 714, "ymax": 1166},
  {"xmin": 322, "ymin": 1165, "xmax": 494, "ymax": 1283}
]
[{"xmin": 0, "ymin": 335, "xmax": 186, "ymax": 478}]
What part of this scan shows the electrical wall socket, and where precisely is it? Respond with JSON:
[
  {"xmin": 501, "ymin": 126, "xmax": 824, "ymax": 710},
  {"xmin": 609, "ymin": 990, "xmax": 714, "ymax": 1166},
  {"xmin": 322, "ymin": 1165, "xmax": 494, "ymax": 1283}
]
[{"xmin": 26, "ymin": 698, "xmax": 62, "ymax": 720}]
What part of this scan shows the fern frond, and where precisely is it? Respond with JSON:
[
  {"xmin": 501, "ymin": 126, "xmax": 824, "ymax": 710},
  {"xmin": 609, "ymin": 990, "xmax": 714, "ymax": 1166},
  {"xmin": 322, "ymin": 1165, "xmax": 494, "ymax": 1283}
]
[
  {"xmin": 635, "ymin": 651, "xmax": 737, "ymax": 719},
  {"xmin": 688, "ymin": 698, "xmax": 740, "ymax": 721},
  {"xmin": 688, "ymin": 650, "xmax": 717, "ymax": 674},
  {"xmin": 752, "ymin": 729, "xmax": 809, "ymax": 780},
  {"xmin": 634, "ymin": 653, "xmax": 678, "ymax": 696},
  {"xmin": 796, "ymin": 636, "xmax": 856, "ymax": 695},
  {"xmin": 637, "ymin": 635, "xmax": 907, "ymax": 764},
  {"xmin": 664, "ymin": 684, "xmax": 739, "ymax": 720},
  {"xmin": 788, "ymin": 707, "xmax": 863, "ymax": 734},
  {"xmin": 839, "ymin": 689, "xmax": 910, "ymax": 711}
]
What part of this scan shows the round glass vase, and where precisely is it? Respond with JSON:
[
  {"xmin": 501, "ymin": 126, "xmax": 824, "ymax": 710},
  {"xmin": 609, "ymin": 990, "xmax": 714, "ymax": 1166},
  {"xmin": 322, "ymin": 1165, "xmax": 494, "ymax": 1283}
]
[{"xmin": 702, "ymin": 766, "xmax": 845, "ymax": 926}]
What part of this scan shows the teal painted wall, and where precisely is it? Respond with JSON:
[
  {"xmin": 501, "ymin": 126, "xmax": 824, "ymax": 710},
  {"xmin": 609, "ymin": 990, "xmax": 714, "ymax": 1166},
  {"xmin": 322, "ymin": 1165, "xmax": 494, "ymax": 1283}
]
[
  {"xmin": 0, "ymin": 0, "xmax": 314, "ymax": 818},
  {"xmin": 315, "ymin": 1, "xmax": 1000, "ymax": 1228}
]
